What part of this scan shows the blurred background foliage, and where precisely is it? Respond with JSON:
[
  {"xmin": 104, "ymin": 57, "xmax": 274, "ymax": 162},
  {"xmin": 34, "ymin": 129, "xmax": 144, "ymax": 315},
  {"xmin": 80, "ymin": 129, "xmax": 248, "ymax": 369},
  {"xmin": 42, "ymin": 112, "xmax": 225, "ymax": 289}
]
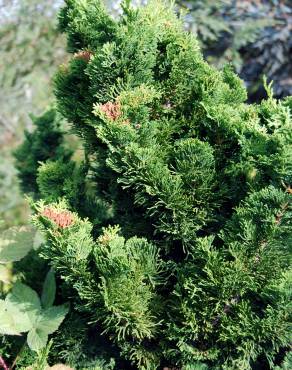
[
  {"xmin": 0, "ymin": 0, "xmax": 291, "ymax": 228},
  {"xmin": 179, "ymin": 0, "xmax": 292, "ymax": 101},
  {"xmin": 0, "ymin": 0, "xmax": 66, "ymax": 227}
]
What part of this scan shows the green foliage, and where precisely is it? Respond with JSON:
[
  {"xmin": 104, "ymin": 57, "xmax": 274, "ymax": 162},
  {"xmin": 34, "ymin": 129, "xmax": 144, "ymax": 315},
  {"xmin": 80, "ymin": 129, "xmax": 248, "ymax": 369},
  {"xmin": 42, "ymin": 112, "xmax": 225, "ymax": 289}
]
[
  {"xmin": 14, "ymin": 109, "xmax": 72, "ymax": 196},
  {"xmin": 0, "ymin": 226, "xmax": 35, "ymax": 264},
  {"xmin": 178, "ymin": 0, "xmax": 273, "ymax": 70},
  {"xmin": 37, "ymin": 160, "xmax": 75, "ymax": 202},
  {"xmin": 0, "ymin": 147, "xmax": 28, "ymax": 229},
  {"xmin": 0, "ymin": 0, "xmax": 65, "ymax": 133},
  {"xmin": 0, "ymin": 0, "xmax": 67, "ymax": 230},
  {"xmin": 58, "ymin": 0, "xmax": 116, "ymax": 53},
  {"xmin": 0, "ymin": 275, "xmax": 68, "ymax": 352},
  {"xmin": 12, "ymin": 0, "xmax": 292, "ymax": 369},
  {"xmin": 14, "ymin": 108, "xmax": 112, "ymax": 234},
  {"xmin": 0, "ymin": 225, "xmax": 43, "ymax": 292},
  {"xmin": 275, "ymin": 352, "xmax": 292, "ymax": 370},
  {"xmin": 41, "ymin": 268, "xmax": 57, "ymax": 310},
  {"xmin": 48, "ymin": 310, "xmax": 119, "ymax": 369},
  {"xmin": 0, "ymin": 224, "xmax": 68, "ymax": 366},
  {"xmin": 177, "ymin": 0, "xmax": 292, "ymax": 100}
]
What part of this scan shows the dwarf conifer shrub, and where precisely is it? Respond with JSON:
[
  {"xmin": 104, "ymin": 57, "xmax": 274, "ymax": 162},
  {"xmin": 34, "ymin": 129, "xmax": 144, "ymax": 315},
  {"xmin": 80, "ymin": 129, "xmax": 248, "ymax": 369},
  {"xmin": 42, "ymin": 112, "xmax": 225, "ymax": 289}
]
[{"xmin": 13, "ymin": 1, "xmax": 292, "ymax": 369}]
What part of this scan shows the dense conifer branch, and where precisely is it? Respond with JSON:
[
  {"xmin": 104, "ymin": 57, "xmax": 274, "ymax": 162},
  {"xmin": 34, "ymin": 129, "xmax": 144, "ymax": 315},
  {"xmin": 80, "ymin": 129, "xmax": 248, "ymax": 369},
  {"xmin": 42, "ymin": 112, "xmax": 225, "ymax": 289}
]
[{"xmin": 12, "ymin": 1, "xmax": 292, "ymax": 368}]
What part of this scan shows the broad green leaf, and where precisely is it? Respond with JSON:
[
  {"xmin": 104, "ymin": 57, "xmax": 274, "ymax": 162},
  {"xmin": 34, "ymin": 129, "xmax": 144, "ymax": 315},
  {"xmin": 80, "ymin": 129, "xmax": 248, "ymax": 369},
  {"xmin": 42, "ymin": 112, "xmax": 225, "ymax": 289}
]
[
  {"xmin": 41, "ymin": 268, "xmax": 56, "ymax": 309},
  {"xmin": 0, "ymin": 299, "xmax": 21, "ymax": 335},
  {"xmin": 5, "ymin": 299, "xmax": 33, "ymax": 332},
  {"xmin": 27, "ymin": 327, "xmax": 48, "ymax": 351},
  {"xmin": 0, "ymin": 298, "xmax": 32, "ymax": 334},
  {"xmin": 27, "ymin": 305, "xmax": 68, "ymax": 351},
  {"xmin": 7, "ymin": 282, "xmax": 41, "ymax": 311},
  {"xmin": 0, "ymin": 226, "xmax": 34, "ymax": 263},
  {"xmin": 37, "ymin": 305, "xmax": 69, "ymax": 335}
]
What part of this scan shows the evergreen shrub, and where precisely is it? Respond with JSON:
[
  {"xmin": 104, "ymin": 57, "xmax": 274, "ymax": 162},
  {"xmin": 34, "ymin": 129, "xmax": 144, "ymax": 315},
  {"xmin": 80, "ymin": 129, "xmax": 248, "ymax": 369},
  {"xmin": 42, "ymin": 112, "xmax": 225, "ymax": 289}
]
[{"xmin": 12, "ymin": 0, "xmax": 292, "ymax": 369}]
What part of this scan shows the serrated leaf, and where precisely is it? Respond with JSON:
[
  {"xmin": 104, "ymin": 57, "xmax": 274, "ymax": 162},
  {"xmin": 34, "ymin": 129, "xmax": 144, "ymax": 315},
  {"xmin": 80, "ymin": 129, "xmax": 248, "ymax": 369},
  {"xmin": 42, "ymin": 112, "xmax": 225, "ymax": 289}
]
[
  {"xmin": 26, "ymin": 305, "xmax": 69, "ymax": 351},
  {"xmin": 5, "ymin": 299, "xmax": 34, "ymax": 332},
  {"xmin": 27, "ymin": 327, "xmax": 48, "ymax": 351},
  {"xmin": 37, "ymin": 305, "xmax": 69, "ymax": 335},
  {"xmin": 0, "ymin": 226, "xmax": 34, "ymax": 263},
  {"xmin": 0, "ymin": 298, "xmax": 32, "ymax": 334},
  {"xmin": 0, "ymin": 299, "xmax": 21, "ymax": 335},
  {"xmin": 7, "ymin": 282, "xmax": 41, "ymax": 311},
  {"xmin": 41, "ymin": 268, "xmax": 56, "ymax": 309}
]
